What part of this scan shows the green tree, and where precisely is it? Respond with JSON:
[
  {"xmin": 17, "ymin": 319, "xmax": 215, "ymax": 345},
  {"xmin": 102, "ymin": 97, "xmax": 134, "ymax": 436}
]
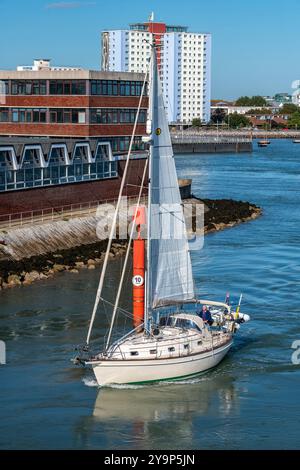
[
  {"xmin": 192, "ymin": 118, "xmax": 202, "ymax": 127},
  {"xmin": 235, "ymin": 96, "xmax": 251, "ymax": 106},
  {"xmin": 210, "ymin": 108, "xmax": 226, "ymax": 124},
  {"xmin": 280, "ymin": 103, "xmax": 299, "ymax": 115},
  {"xmin": 251, "ymin": 96, "xmax": 268, "ymax": 106},
  {"xmin": 246, "ymin": 108, "xmax": 272, "ymax": 115},
  {"xmin": 235, "ymin": 96, "xmax": 268, "ymax": 107},
  {"xmin": 225, "ymin": 113, "xmax": 251, "ymax": 128},
  {"xmin": 287, "ymin": 111, "xmax": 300, "ymax": 129}
]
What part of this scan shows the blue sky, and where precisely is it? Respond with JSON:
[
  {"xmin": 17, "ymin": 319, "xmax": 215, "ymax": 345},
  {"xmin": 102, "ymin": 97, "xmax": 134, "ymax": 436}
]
[{"xmin": 0, "ymin": 0, "xmax": 299, "ymax": 99}]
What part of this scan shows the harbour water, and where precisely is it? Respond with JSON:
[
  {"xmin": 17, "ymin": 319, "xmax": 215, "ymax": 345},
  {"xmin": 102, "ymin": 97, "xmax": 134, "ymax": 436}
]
[{"xmin": 0, "ymin": 139, "xmax": 300, "ymax": 449}]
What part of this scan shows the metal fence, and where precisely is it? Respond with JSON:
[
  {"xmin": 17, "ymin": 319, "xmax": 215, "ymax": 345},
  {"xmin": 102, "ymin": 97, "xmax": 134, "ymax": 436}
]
[
  {"xmin": 0, "ymin": 195, "xmax": 148, "ymax": 231},
  {"xmin": 171, "ymin": 134, "xmax": 253, "ymax": 144}
]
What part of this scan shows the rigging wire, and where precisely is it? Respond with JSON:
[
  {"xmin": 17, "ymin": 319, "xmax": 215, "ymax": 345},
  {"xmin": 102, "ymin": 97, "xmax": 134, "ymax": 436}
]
[
  {"xmin": 105, "ymin": 157, "xmax": 148, "ymax": 350},
  {"xmin": 85, "ymin": 62, "xmax": 150, "ymax": 346},
  {"xmin": 100, "ymin": 296, "xmax": 134, "ymax": 320}
]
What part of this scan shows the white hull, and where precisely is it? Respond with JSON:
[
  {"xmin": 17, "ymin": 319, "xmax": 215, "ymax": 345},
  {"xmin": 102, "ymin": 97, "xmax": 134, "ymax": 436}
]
[{"xmin": 91, "ymin": 339, "xmax": 232, "ymax": 386}]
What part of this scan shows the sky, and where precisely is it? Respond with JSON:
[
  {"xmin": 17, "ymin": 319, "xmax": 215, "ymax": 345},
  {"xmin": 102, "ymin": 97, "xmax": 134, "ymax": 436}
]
[{"xmin": 0, "ymin": 0, "xmax": 299, "ymax": 99}]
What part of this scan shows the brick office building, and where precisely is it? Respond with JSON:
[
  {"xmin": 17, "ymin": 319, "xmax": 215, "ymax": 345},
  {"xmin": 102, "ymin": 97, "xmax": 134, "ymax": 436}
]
[{"xmin": 0, "ymin": 62, "xmax": 149, "ymax": 216}]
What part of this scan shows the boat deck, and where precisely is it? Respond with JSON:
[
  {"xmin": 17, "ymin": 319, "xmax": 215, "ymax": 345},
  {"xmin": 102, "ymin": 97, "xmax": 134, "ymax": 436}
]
[{"xmin": 93, "ymin": 325, "xmax": 232, "ymax": 362}]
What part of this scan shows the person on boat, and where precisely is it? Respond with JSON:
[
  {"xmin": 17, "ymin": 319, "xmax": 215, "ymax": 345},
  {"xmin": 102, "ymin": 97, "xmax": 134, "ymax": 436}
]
[{"xmin": 199, "ymin": 306, "xmax": 214, "ymax": 326}]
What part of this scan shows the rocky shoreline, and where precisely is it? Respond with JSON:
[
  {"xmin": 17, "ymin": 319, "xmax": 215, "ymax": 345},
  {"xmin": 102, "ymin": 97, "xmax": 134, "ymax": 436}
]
[
  {"xmin": 0, "ymin": 198, "xmax": 261, "ymax": 290},
  {"xmin": 201, "ymin": 198, "xmax": 261, "ymax": 233}
]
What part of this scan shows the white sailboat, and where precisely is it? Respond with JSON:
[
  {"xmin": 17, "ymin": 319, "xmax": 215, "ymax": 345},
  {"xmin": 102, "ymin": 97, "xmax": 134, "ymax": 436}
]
[{"xmin": 75, "ymin": 46, "xmax": 250, "ymax": 386}]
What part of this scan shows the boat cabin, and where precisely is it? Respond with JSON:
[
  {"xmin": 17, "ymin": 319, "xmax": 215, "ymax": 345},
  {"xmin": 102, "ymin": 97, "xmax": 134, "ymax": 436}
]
[{"xmin": 159, "ymin": 313, "xmax": 204, "ymax": 333}]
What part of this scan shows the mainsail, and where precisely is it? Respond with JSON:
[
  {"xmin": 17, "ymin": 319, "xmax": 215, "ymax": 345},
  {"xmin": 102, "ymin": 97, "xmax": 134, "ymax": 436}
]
[{"xmin": 148, "ymin": 52, "xmax": 195, "ymax": 309}]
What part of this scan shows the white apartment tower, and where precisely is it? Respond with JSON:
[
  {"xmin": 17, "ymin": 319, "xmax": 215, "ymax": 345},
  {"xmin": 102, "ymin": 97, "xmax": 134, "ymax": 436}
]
[{"xmin": 101, "ymin": 19, "xmax": 211, "ymax": 123}]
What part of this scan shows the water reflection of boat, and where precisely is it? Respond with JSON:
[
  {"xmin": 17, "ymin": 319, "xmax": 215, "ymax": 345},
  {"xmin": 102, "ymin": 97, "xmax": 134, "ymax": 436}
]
[{"xmin": 92, "ymin": 374, "xmax": 238, "ymax": 422}]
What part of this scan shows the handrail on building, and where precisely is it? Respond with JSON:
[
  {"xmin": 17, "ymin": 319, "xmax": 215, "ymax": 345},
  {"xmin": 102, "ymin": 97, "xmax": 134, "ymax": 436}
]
[{"xmin": 0, "ymin": 194, "xmax": 148, "ymax": 231}]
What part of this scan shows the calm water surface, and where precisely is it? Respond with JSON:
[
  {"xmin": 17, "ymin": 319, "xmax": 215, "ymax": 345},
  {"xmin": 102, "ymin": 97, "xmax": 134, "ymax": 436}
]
[{"xmin": 1, "ymin": 139, "xmax": 300, "ymax": 449}]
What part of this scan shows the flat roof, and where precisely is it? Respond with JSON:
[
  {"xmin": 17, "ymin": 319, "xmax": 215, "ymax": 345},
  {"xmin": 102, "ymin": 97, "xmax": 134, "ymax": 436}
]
[
  {"xmin": 103, "ymin": 28, "xmax": 210, "ymax": 35},
  {"xmin": 0, "ymin": 69, "xmax": 146, "ymax": 81}
]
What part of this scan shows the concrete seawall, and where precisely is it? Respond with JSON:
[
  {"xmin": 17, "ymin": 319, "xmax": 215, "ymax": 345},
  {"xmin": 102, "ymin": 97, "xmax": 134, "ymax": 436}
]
[
  {"xmin": 173, "ymin": 142, "xmax": 253, "ymax": 154},
  {"xmin": 0, "ymin": 215, "xmax": 104, "ymax": 261},
  {"xmin": 0, "ymin": 198, "xmax": 261, "ymax": 289},
  {"xmin": 0, "ymin": 195, "xmax": 194, "ymax": 261},
  {"xmin": 0, "ymin": 196, "xmax": 261, "ymax": 263}
]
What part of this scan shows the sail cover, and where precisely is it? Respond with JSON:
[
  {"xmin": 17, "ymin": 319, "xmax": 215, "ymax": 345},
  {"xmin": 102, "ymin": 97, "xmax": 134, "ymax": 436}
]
[{"xmin": 148, "ymin": 52, "xmax": 195, "ymax": 309}]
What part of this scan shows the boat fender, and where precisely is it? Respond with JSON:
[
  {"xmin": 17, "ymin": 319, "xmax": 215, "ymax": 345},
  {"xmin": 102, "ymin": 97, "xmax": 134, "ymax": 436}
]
[{"xmin": 238, "ymin": 313, "xmax": 250, "ymax": 323}]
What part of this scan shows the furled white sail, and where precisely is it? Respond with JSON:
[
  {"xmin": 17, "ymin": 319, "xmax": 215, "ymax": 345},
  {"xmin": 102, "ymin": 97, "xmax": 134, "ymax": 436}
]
[{"xmin": 148, "ymin": 53, "xmax": 195, "ymax": 309}]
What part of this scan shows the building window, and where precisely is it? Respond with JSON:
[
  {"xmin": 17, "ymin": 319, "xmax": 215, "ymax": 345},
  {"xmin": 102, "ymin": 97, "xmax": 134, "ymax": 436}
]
[
  {"xmin": 50, "ymin": 109, "xmax": 62, "ymax": 123},
  {"xmin": 49, "ymin": 80, "xmax": 86, "ymax": 95},
  {"xmin": 120, "ymin": 80, "xmax": 145, "ymax": 96},
  {"xmin": 11, "ymin": 108, "xmax": 47, "ymax": 123},
  {"xmin": 98, "ymin": 136, "xmax": 145, "ymax": 153},
  {"xmin": 71, "ymin": 109, "xmax": 85, "ymax": 123},
  {"xmin": 11, "ymin": 80, "xmax": 46, "ymax": 95},
  {"xmin": 0, "ymin": 80, "xmax": 9, "ymax": 95},
  {"xmin": 0, "ymin": 149, "xmax": 118, "ymax": 193},
  {"xmin": 91, "ymin": 80, "xmax": 119, "ymax": 95},
  {"xmin": 91, "ymin": 80, "xmax": 146, "ymax": 96},
  {"xmin": 120, "ymin": 109, "xmax": 146, "ymax": 123},
  {"xmin": 0, "ymin": 108, "xmax": 9, "ymax": 122},
  {"xmin": 78, "ymin": 111, "xmax": 86, "ymax": 124},
  {"xmin": 33, "ymin": 81, "xmax": 46, "ymax": 95},
  {"xmin": 33, "ymin": 109, "xmax": 47, "ymax": 122},
  {"xmin": 90, "ymin": 108, "xmax": 118, "ymax": 124},
  {"xmin": 0, "ymin": 170, "xmax": 5, "ymax": 191},
  {"xmin": 49, "ymin": 108, "xmax": 86, "ymax": 123}
]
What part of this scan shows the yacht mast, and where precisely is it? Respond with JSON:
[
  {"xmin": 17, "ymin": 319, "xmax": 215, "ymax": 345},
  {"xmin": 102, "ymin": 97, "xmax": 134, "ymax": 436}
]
[{"xmin": 145, "ymin": 46, "xmax": 156, "ymax": 334}]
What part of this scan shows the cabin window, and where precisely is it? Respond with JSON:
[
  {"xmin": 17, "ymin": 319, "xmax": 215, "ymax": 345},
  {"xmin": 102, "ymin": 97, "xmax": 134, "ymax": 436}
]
[
  {"xmin": 168, "ymin": 347, "xmax": 175, "ymax": 352},
  {"xmin": 184, "ymin": 344, "xmax": 189, "ymax": 349},
  {"xmin": 149, "ymin": 349, "xmax": 157, "ymax": 355},
  {"xmin": 197, "ymin": 340, "xmax": 202, "ymax": 345},
  {"xmin": 175, "ymin": 318, "xmax": 192, "ymax": 329},
  {"xmin": 159, "ymin": 316, "xmax": 176, "ymax": 327},
  {"xmin": 175, "ymin": 318, "xmax": 202, "ymax": 332},
  {"xmin": 130, "ymin": 351, "xmax": 139, "ymax": 356}
]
